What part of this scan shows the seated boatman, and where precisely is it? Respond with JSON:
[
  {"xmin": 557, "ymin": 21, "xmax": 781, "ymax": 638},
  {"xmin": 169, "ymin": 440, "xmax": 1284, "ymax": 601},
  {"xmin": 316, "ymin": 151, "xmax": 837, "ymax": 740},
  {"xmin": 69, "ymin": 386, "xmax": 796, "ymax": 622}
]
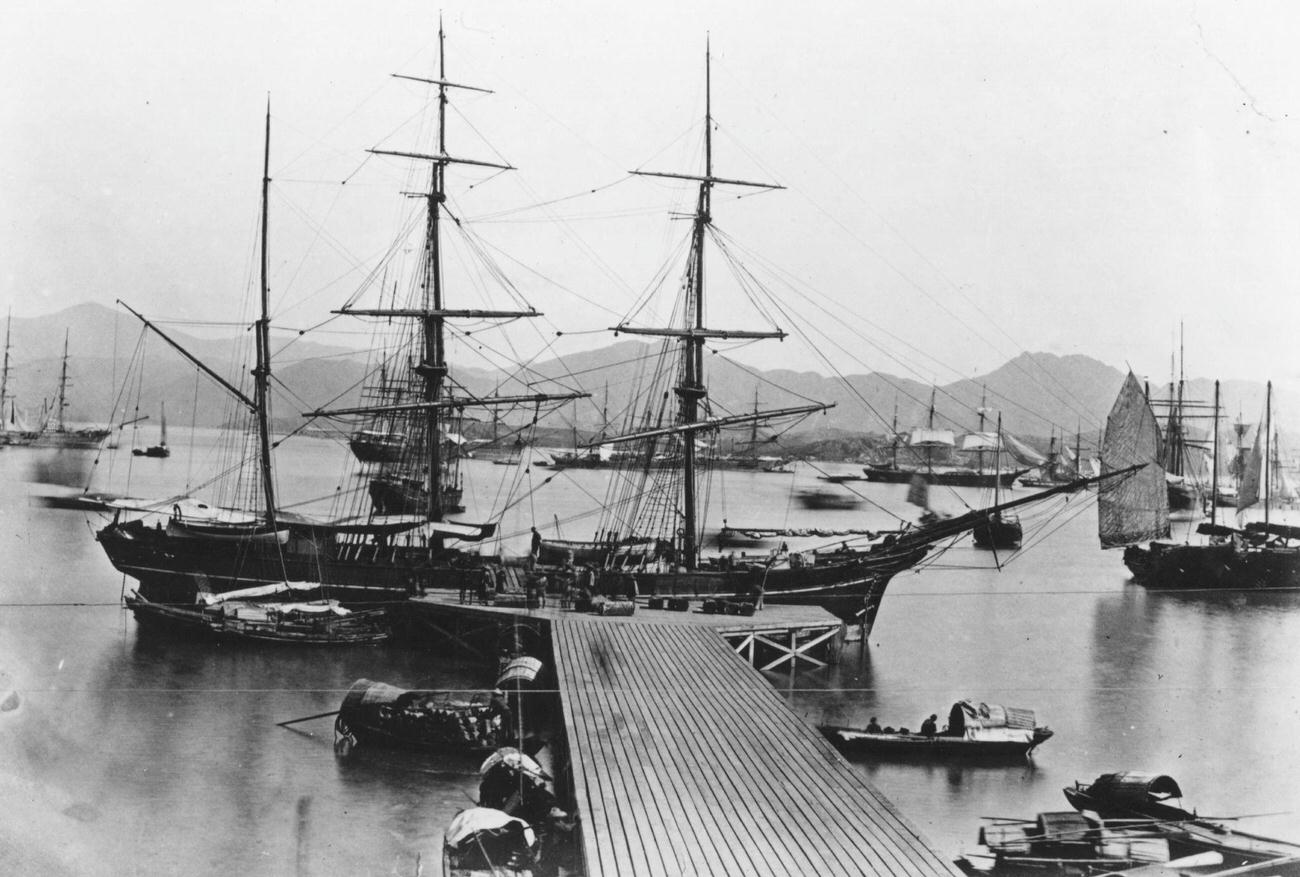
[
  {"xmin": 865, "ymin": 717, "xmax": 883, "ymax": 734},
  {"xmin": 920, "ymin": 714, "xmax": 938, "ymax": 737}
]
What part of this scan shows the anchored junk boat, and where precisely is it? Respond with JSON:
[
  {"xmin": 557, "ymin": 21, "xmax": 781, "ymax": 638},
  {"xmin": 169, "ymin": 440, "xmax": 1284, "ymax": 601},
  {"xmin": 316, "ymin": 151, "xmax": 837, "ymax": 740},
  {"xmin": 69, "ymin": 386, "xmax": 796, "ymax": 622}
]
[{"xmin": 1100, "ymin": 373, "xmax": 1299, "ymax": 590}]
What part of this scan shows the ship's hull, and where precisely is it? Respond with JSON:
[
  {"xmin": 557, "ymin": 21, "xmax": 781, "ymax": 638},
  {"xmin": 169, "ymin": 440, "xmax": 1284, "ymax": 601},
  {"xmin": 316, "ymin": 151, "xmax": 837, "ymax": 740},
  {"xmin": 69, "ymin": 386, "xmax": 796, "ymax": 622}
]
[
  {"xmin": 97, "ymin": 518, "xmax": 482, "ymax": 604},
  {"xmin": 369, "ymin": 477, "xmax": 465, "ymax": 515},
  {"xmin": 1123, "ymin": 540, "xmax": 1300, "ymax": 590},
  {"xmin": 548, "ymin": 542, "xmax": 931, "ymax": 632},
  {"xmin": 862, "ymin": 464, "xmax": 1027, "ymax": 488},
  {"xmin": 349, "ymin": 433, "xmax": 406, "ymax": 464},
  {"xmin": 30, "ymin": 429, "xmax": 110, "ymax": 450}
]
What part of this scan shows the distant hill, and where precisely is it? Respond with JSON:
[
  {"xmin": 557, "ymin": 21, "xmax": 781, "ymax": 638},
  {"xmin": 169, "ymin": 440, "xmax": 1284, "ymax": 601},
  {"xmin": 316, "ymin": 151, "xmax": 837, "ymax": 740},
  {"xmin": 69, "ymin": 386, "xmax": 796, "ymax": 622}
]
[{"xmin": 3, "ymin": 303, "xmax": 1292, "ymax": 454}]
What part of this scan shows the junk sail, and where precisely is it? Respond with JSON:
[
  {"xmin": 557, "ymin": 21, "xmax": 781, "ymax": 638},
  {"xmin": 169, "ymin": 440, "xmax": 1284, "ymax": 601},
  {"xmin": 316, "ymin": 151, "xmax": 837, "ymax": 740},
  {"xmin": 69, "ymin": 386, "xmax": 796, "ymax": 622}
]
[{"xmin": 1099, "ymin": 372, "xmax": 1170, "ymax": 548}]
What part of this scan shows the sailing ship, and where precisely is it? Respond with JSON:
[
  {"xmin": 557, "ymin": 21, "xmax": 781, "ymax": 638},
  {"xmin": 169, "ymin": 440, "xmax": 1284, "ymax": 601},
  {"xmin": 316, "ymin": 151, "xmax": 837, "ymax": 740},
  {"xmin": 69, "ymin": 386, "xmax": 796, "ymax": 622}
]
[
  {"xmin": 862, "ymin": 389, "xmax": 1030, "ymax": 487},
  {"xmin": 30, "ymin": 331, "xmax": 111, "ymax": 450},
  {"xmin": 972, "ymin": 413, "xmax": 1024, "ymax": 550},
  {"xmin": 1099, "ymin": 373, "xmax": 1299, "ymax": 590},
  {"xmin": 132, "ymin": 402, "xmax": 170, "ymax": 458},
  {"xmin": 533, "ymin": 46, "xmax": 1117, "ymax": 633},
  {"xmin": 1151, "ymin": 331, "xmax": 1213, "ymax": 513},
  {"xmin": 96, "ymin": 34, "xmax": 583, "ymax": 605},
  {"xmin": 1019, "ymin": 428, "xmax": 1086, "ymax": 488}
]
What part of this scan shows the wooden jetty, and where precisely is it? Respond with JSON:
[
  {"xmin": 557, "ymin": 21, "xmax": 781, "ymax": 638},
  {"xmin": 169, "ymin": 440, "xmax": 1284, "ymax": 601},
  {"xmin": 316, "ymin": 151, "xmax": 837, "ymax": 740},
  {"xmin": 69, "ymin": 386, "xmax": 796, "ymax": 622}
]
[
  {"xmin": 407, "ymin": 593, "xmax": 847, "ymax": 672},
  {"xmin": 406, "ymin": 595, "xmax": 960, "ymax": 875}
]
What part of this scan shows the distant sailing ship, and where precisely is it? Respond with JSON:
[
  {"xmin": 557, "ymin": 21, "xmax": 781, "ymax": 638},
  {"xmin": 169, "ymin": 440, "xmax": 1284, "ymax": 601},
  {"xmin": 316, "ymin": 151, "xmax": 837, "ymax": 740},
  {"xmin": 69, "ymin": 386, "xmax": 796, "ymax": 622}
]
[
  {"xmin": 1099, "ymin": 372, "xmax": 1299, "ymax": 590},
  {"xmin": 30, "ymin": 331, "xmax": 110, "ymax": 450},
  {"xmin": 97, "ymin": 32, "xmax": 582, "ymax": 605},
  {"xmin": 862, "ymin": 389, "xmax": 1030, "ymax": 488},
  {"xmin": 0, "ymin": 312, "xmax": 36, "ymax": 446}
]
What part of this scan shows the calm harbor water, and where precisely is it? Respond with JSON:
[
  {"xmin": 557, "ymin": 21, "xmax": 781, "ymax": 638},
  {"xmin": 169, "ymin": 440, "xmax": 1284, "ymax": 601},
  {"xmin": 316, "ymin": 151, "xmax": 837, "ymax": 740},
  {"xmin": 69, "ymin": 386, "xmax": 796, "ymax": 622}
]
[{"xmin": 2, "ymin": 429, "xmax": 1298, "ymax": 875}]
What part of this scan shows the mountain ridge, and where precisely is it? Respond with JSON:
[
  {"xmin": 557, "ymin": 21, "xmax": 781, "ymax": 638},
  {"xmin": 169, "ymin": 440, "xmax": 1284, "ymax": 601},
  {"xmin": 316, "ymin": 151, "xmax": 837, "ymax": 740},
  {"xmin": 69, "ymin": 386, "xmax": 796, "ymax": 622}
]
[{"xmin": 2, "ymin": 303, "xmax": 1291, "ymax": 446}]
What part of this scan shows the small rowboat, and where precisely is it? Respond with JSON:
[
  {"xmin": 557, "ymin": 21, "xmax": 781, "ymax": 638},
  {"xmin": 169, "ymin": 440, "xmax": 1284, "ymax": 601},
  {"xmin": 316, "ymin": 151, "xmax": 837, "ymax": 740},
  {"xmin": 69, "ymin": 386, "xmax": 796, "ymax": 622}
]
[{"xmin": 821, "ymin": 700, "xmax": 1053, "ymax": 760}]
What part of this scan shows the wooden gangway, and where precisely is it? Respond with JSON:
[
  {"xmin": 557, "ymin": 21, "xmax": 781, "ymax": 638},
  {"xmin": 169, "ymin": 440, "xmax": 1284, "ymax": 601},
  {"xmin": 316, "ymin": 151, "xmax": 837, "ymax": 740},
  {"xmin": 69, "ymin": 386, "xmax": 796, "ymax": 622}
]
[{"xmin": 551, "ymin": 617, "xmax": 962, "ymax": 876}]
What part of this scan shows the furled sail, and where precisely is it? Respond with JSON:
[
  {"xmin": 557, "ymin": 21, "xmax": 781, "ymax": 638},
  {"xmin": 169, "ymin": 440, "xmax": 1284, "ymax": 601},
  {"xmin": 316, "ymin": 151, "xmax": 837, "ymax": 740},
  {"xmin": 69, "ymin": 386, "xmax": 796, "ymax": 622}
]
[
  {"xmin": 959, "ymin": 431, "xmax": 1000, "ymax": 452},
  {"xmin": 1099, "ymin": 372, "xmax": 1170, "ymax": 548},
  {"xmin": 908, "ymin": 428, "xmax": 955, "ymax": 448},
  {"xmin": 1237, "ymin": 426, "xmax": 1263, "ymax": 510},
  {"xmin": 1002, "ymin": 433, "xmax": 1048, "ymax": 466}
]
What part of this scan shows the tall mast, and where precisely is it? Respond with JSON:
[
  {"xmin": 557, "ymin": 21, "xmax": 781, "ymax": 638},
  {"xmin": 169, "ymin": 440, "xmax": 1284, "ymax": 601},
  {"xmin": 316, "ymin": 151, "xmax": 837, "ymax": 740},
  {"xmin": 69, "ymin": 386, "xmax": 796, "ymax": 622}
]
[
  {"xmin": 0, "ymin": 310, "xmax": 10, "ymax": 435},
  {"xmin": 319, "ymin": 24, "xmax": 593, "ymax": 528},
  {"xmin": 994, "ymin": 412, "xmax": 1003, "ymax": 506},
  {"xmin": 254, "ymin": 100, "xmax": 278, "ymax": 528},
  {"xmin": 1264, "ymin": 381, "xmax": 1272, "ymax": 529},
  {"xmin": 891, "ymin": 396, "xmax": 899, "ymax": 469},
  {"xmin": 976, "ymin": 385, "xmax": 987, "ymax": 475},
  {"xmin": 1210, "ymin": 380, "xmax": 1219, "ymax": 525},
  {"xmin": 56, "ymin": 330, "xmax": 70, "ymax": 432},
  {"xmin": 618, "ymin": 37, "xmax": 788, "ymax": 568},
  {"xmin": 926, "ymin": 387, "xmax": 937, "ymax": 475},
  {"xmin": 421, "ymin": 20, "xmax": 450, "ymax": 522},
  {"xmin": 673, "ymin": 42, "xmax": 714, "ymax": 567}
]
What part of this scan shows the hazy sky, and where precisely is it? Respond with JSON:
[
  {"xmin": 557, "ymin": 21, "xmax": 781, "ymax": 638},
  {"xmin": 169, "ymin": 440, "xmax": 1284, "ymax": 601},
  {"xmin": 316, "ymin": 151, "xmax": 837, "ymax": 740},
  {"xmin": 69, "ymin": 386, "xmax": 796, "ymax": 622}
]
[{"xmin": 5, "ymin": 0, "xmax": 1300, "ymax": 393}]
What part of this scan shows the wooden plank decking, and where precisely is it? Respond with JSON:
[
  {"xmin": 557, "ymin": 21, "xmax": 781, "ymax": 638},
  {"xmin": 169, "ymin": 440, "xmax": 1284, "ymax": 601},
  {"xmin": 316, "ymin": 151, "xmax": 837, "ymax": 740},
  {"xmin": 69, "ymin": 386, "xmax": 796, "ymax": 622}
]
[{"xmin": 551, "ymin": 618, "xmax": 962, "ymax": 876}]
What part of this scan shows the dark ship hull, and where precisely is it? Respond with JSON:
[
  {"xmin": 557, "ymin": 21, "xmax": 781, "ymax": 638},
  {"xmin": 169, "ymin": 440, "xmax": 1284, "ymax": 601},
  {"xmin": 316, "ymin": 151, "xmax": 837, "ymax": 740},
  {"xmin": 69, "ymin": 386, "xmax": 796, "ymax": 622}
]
[
  {"xmin": 1123, "ymin": 539, "xmax": 1300, "ymax": 590},
  {"xmin": 972, "ymin": 514, "xmax": 1023, "ymax": 549},
  {"xmin": 368, "ymin": 477, "xmax": 465, "ymax": 515},
  {"xmin": 97, "ymin": 518, "xmax": 485, "ymax": 605},
  {"xmin": 862, "ymin": 464, "xmax": 1027, "ymax": 488}
]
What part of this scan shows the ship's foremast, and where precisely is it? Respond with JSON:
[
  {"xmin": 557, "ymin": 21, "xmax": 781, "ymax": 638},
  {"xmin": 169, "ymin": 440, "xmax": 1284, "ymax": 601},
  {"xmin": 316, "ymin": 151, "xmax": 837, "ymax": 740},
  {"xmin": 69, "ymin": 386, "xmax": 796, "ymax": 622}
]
[{"xmin": 312, "ymin": 21, "xmax": 587, "ymax": 528}]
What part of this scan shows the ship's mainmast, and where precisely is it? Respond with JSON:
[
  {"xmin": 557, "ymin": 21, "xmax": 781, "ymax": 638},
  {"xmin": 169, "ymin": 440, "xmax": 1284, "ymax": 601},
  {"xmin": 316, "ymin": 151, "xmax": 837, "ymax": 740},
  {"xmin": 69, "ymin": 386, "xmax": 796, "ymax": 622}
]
[{"xmin": 615, "ymin": 42, "xmax": 802, "ymax": 568}]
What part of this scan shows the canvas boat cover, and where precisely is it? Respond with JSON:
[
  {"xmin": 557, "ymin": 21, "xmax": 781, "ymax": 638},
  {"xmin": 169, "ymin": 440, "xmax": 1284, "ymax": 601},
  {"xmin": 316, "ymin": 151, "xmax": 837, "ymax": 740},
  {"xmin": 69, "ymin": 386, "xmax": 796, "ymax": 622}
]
[
  {"xmin": 496, "ymin": 657, "xmax": 543, "ymax": 688},
  {"xmin": 444, "ymin": 807, "xmax": 536, "ymax": 849},
  {"xmin": 1082, "ymin": 772, "xmax": 1183, "ymax": 807},
  {"xmin": 949, "ymin": 700, "xmax": 1038, "ymax": 732},
  {"xmin": 1099, "ymin": 372, "xmax": 1170, "ymax": 548},
  {"xmin": 479, "ymin": 747, "xmax": 550, "ymax": 782},
  {"xmin": 199, "ymin": 581, "xmax": 325, "ymax": 605}
]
